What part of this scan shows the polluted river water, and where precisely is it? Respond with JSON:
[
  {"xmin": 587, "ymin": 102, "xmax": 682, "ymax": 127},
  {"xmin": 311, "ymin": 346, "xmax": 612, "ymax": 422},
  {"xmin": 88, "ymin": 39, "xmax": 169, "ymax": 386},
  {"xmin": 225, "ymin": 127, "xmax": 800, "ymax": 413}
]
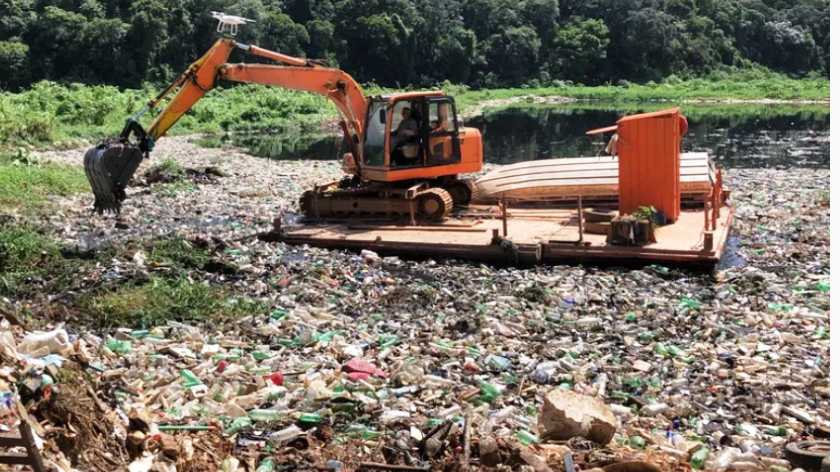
[{"xmin": 9, "ymin": 102, "xmax": 831, "ymax": 472}]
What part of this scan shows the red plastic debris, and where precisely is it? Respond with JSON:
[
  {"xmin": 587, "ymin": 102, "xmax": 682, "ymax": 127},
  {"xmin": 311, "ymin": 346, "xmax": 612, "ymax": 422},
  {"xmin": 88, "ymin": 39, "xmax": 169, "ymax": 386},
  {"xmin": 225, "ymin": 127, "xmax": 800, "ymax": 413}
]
[
  {"xmin": 266, "ymin": 372, "xmax": 284, "ymax": 386},
  {"xmin": 342, "ymin": 358, "xmax": 386, "ymax": 378},
  {"xmin": 347, "ymin": 372, "xmax": 371, "ymax": 381}
]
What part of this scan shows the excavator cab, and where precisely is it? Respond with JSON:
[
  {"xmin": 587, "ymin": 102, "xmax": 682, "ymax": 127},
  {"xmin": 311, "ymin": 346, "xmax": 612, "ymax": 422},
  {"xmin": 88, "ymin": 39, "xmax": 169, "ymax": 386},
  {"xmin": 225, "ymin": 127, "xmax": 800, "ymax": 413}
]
[{"xmin": 357, "ymin": 92, "xmax": 480, "ymax": 185}]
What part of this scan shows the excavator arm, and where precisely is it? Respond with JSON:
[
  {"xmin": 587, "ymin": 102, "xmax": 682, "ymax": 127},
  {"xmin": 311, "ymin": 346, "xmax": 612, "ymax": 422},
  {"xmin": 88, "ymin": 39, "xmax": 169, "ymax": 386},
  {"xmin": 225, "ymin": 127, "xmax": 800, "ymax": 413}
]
[{"xmin": 84, "ymin": 38, "xmax": 368, "ymax": 214}]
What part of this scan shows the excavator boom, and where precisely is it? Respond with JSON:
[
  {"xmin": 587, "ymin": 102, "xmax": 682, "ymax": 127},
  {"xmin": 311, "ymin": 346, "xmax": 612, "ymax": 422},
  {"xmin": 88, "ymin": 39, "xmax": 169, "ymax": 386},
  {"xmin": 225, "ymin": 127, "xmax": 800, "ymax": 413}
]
[{"xmin": 84, "ymin": 39, "xmax": 368, "ymax": 214}]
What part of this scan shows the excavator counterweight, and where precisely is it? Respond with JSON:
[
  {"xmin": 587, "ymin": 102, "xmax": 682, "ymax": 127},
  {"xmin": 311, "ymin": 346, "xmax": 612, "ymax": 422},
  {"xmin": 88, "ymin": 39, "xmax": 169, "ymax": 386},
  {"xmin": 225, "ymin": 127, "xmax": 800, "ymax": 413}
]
[{"xmin": 83, "ymin": 39, "xmax": 483, "ymax": 220}]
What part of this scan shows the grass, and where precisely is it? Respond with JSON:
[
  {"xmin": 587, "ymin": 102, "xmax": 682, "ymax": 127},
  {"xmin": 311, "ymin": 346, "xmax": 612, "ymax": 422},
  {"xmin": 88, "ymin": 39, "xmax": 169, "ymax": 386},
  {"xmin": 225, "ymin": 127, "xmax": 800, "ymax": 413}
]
[
  {"xmin": 0, "ymin": 224, "xmax": 266, "ymax": 329},
  {"xmin": 0, "ymin": 81, "xmax": 338, "ymax": 149},
  {"xmin": 0, "ymin": 224, "xmax": 59, "ymax": 273},
  {"xmin": 81, "ymin": 277, "xmax": 267, "ymax": 329},
  {"xmin": 0, "ymin": 69, "xmax": 828, "ymax": 149},
  {"xmin": 0, "ymin": 150, "xmax": 89, "ymax": 211},
  {"xmin": 479, "ymin": 100, "xmax": 831, "ymax": 122},
  {"xmin": 444, "ymin": 73, "xmax": 830, "ymax": 109}
]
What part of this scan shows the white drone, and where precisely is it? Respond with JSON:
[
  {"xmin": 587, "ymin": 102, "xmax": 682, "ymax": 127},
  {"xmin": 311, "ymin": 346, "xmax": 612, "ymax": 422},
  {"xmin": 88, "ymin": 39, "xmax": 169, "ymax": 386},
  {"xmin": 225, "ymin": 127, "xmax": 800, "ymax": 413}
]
[{"xmin": 211, "ymin": 11, "xmax": 255, "ymax": 35}]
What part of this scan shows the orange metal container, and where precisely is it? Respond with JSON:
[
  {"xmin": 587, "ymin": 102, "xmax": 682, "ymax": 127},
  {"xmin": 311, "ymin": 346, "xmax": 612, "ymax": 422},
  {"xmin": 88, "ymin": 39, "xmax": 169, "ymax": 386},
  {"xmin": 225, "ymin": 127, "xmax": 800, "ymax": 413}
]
[{"xmin": 612, "ymin": 108, "xmax": 682, "ymax": 222}]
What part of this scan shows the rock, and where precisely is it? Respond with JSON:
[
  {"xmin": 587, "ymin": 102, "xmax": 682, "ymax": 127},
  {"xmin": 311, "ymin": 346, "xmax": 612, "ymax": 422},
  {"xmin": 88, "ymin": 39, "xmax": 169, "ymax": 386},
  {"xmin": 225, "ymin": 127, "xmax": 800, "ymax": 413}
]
[
  {"xmin": 479, "ymin": 438, "xmax": 502, "ymax": 466},
  {"xmin": 158, "ymin": 433, "xmax": 180, "ymax": 461},
  {"xmin": 205, "ymin": 166, "xmax": 228, "ymax": 177},
  {"xmin": 632, "ymin": 360, "xmax": 652, "ymax": 372},
  {"xmin": 538, "ymin": 389, "xmax": 617, "ymax": 445},
  {"xmin": 514, "ymin": 445, "xmax": 552, "ymax": 472},
  {"xmin": 602, "ymin": 462, "xmax": 661, "ymax": 472}
]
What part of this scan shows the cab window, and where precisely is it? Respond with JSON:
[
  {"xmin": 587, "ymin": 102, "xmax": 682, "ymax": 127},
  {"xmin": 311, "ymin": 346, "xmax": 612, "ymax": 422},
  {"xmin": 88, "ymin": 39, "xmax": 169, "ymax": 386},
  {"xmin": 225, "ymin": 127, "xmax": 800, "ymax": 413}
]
[{"xmin": 429, "ymin": 102, "xmax": 455, "ymax": 134}]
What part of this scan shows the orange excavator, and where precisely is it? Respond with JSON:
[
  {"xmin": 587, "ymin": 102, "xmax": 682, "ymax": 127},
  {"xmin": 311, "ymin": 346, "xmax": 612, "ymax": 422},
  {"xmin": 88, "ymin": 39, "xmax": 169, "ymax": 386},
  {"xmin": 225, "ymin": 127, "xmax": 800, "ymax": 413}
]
[{"xmin": 84, "ymin": 38, "xmax": 483, "ymax": 220}]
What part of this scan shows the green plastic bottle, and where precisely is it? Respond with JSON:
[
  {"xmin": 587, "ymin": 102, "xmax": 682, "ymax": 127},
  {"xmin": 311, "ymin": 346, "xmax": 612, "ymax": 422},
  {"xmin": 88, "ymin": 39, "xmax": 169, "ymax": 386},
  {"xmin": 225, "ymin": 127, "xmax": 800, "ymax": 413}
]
[
  {"xmin": 478, "ymin": 381, "xmax": 502, "ymax": 402},
  {"xmin": 767, "ymin": 426, "xmax": 788, "ymax": 437},
  {"xmin": 690, "ymin": 447, "xmax": 709, "ymax": 469},
  {"xmin": 224, "ymin": 417, "xmax": 252, "ymax": 435},
  {"xmin": 653, "ymin": 342, "xmax": 667, "ymax": 355},
  {"xmin": 255, "ymin": 457, "xmax": 276, "ymax": 472},
  {"xmin": 180, "ymin": 369, "xmax": 202, "ymax": 388},
  {"xmin": 667, "ymin": 345, "xmax": 689, "ymax": 358},
  {"xmin": 298, "ymin": 413, "xmax": 324, "ymax": 424},
  {"xmin": 106, "ymin": 340, "xmax": 131, "ymax": 354},
  {"xmin": 516, "ymin": 429, "xmax": 540, "ymax": 445},
  {"xmin": 630, "ymin": 436, "xmax": 646, "ymax": 450}
]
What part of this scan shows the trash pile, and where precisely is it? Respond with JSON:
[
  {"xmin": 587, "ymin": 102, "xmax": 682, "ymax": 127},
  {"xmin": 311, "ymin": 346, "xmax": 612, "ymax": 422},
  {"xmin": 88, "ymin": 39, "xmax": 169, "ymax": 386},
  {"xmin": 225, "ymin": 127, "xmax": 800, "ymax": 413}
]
[
  {"xmin": 0, "ymin": 247, "xmax": 830, "ymax": 472},
  {"xmin": 0, "ymin": 139, "xmax": 828, "ymax": 472}
]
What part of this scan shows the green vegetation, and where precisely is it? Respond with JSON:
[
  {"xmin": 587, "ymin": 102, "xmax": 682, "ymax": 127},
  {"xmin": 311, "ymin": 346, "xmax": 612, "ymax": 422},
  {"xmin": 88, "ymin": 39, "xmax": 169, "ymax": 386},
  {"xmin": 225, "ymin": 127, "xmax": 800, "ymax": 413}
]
[
  {"xmin": 0, "ymin": 224, "xmax": 59, "ymax": 274},
  {"xmin": 0, "ymin": 149, "xmax": 89, "ymax": 210},
  {"xmin": 0, "ymin": 81, "xmax": 338, "ymax": 148},
  {"xmin": 0, "ymin": 224, "xmax": 266, "ymax": 329},
  {"xmin": 82, "ymin": 278, "xmax": 267, "ymax": 330},
  {"xmin": 0, "ymin": 73, "xmax": 829, "ymax": 150},
  {"xmin": 451, "ymin": 73, "xmax": 830, "ymax": 108},
  {"xmin": 479, "ymin": 100, "xmax": 831, "ymax": 122},
  {"xmin": 0, "ymin": 0, "xmax": 829, "ymax": 92}
]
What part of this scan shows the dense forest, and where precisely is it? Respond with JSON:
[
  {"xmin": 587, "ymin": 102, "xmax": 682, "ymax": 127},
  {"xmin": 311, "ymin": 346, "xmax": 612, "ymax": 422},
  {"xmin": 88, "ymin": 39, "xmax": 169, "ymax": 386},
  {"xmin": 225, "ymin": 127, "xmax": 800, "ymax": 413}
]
[{"xmin": 0, "ymin": 0, "xmax": 830, "ymax": 91}]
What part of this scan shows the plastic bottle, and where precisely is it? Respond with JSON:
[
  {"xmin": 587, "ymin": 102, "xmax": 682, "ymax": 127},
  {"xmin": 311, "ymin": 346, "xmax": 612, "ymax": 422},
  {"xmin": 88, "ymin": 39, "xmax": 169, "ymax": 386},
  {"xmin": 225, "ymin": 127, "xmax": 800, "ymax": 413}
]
[
  {"xmin": 248, "ymin": 409, "xmax": 286, "ymax": 421},
  {"xmin": 298, "ymin": 412, "xmax": 324, "ymax": 424},
  {"xmin": 180, "ymin": 370, "xmax": 202, "ymax": 388},
  {"xmin": 436, "ymin": 405, "xmax": 461, "ymax": 418},
  {"xmin": 478, "ymin": 381, "xmax": 502, "ymax": 402},
  {"xmin": 224, "ymin": 417, "xmax": 252, "ymax": 435},
  {"xmin": 630, "ymin": 436, "xmax": 646, "ymax": 450},
  {"xmin": 532, "ymin": 361, "xmax": 560, "ymax": 384},
  {"xmin": 269, "ymin": 425, "xmax": 302, "ymax": 445},
  {"xmin": 516, "ymin": 429, "xmax": 540, "ymax": 445},
  {"xmin": 255, "ymin": 457, "xmax": 276, "ymax": 472},
  {"xmin": 691, "ymin": 447, "xmax": 710, "ymax": 469},
  {"xmin": 668, "ymin": 345, "xmax": 689, "ymax": 357},
  {"xmin": 18, "ymin": 329, "xmax": 71, "ymax": 355},
  {"xmin": 485, "ymin": 355, "xmax": 510, "ymax": 370}
]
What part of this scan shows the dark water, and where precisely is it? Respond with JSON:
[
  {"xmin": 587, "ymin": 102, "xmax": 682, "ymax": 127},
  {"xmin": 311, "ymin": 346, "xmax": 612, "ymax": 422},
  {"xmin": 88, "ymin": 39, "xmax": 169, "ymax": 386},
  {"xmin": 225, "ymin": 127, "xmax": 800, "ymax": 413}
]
[{"xmin": 193, "ymin": 103, "xmax": 830, "ymax": 169}]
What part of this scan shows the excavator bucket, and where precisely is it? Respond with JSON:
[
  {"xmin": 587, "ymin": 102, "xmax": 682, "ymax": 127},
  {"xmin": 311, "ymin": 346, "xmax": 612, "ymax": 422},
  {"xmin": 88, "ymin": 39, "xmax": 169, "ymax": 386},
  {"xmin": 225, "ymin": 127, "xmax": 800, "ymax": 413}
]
[{"xmin": 83, "ymin": 142, "xmax": 144, "ymax": 214}]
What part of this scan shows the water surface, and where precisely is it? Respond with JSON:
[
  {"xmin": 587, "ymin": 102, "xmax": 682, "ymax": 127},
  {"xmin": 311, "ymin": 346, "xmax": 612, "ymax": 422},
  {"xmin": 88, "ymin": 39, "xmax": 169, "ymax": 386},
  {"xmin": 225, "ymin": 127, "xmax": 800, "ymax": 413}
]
[{"xmin": 193, "ymin": 102, "xmax": 830, "ymax": 169}]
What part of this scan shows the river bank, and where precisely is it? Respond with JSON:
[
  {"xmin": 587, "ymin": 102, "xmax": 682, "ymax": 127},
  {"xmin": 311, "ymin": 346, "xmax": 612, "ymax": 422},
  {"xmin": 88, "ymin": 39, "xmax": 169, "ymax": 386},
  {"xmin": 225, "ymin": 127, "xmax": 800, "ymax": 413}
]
[{"xmin": 0, "ymin": 74, "xmax": 828, "ymax": 151}]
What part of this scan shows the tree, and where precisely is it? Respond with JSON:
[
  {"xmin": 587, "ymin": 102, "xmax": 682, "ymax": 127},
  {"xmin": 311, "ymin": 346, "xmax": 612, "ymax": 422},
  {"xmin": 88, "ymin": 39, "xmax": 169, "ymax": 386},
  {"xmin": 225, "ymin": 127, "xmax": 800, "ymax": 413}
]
[
  {"xmin": 551, "ymin": 18, "xmax": 610, "ymax": 84},
  {"xmin": 259, "ymin": 7, "xmax": 308, "ymax": 56},
  {"xmin": 486, "ymin": 26, "xmax": 540, "ymax": 87},
  {"xmin": 0, "ymin": 0, "xmax": 34, "ymax": 40},
  {"xmin": 0, "ymin": 40, "xmax": 29, "ymax": 89},
  {"xmin": 609, "ymin": 8, "xmax": 682, "ymax": 82}
]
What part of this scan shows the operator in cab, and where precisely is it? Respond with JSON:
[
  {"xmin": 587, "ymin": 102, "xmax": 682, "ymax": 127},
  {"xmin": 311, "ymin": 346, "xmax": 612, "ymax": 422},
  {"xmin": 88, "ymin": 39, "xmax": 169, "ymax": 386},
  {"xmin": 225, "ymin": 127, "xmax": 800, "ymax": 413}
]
[{"xmin": 391, "ymin": 106, "xmax": 417, "ymax": 152}]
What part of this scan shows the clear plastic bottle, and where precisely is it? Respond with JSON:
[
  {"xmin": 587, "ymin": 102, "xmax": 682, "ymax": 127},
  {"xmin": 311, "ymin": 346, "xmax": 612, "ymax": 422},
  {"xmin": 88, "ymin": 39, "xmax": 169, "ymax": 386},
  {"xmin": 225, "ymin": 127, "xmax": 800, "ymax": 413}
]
[
  {"xmin": 269, "ymin": 425, "xmax": 301, "ymax": 445},
  {"xmin": 248, "ymin": 409, "xmax": 286, "ymax": 421}
]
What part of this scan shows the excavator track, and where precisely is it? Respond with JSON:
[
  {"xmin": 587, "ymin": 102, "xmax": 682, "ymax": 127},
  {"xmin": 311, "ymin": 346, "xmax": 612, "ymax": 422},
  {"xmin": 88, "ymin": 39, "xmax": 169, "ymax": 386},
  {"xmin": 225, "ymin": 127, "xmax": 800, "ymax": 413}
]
[
  {"xmin": 443, "ymin": 178, "xmax": 478, "ymax": 206},
  {"xmin": 299, "ymin": 185, "xmax": 454, "ymax": 221},
  {"xmin": 415, "ymin": 187, "xmax": 453, "ymax": 220}
]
